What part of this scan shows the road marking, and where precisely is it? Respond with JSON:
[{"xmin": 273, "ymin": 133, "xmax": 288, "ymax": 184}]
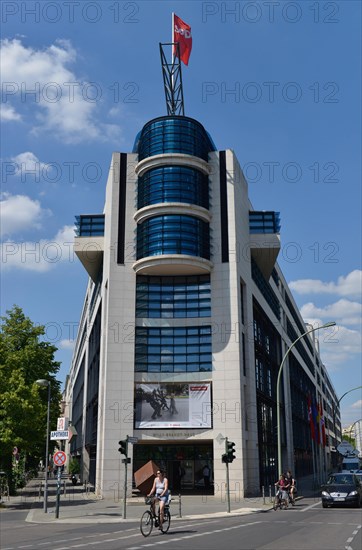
[
  {"xmin": 300, "ymin": 501, "xmax": 321, "ymax": 512},
  {"xmin": 344, "ymin": 523, "xmax": 361, "ymax": 550},
  {"xmin": 128, "ymin": 520, "xmax": 262, "ymax": 549}
]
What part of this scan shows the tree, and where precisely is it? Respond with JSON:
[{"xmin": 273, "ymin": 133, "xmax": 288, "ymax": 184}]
[{"xmin": 0, "ymin": 306, "xmax": 62, "ymax": 485}]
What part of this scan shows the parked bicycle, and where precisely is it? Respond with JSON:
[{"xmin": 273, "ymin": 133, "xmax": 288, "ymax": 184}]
[{"xmin": 140, "ymin": 496, "xmax": 171, "ymax": 537}]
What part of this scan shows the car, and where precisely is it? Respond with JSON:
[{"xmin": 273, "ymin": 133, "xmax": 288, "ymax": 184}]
[{"xmin": 321, "ymin": 473, "xmax": 362, "ymax": 508}]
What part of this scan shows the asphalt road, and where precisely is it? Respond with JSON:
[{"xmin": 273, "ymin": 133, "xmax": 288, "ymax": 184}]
[{"xmin": 1, "ymin": 499, "xmax": 362, "ymax": 550}]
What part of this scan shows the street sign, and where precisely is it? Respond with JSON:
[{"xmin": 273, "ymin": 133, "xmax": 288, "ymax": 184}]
[
  {"xmin": 337, "ymin": 441, "xmax": 354, "ymax": 456},
  {"xmin": 57, "ymin": 417, "xmax": 69, "ymax": 431},
  {"xmin": 51, "ymin": 430, "xmax": 69, "ymax": 440},
  {"xmin": 53, "ymin": 451, "xmax": 67, "ymax": 467},
  {"xmin": 128, "ymin": 437, "xmax": 139, "ymax": 444}
]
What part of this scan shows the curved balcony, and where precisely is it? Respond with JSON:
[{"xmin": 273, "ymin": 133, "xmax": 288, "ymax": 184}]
[
  {"xmin": 134, "ymin": 203, "xmax": 211, "ymax": 225},
  {"xmin": 135, "ymin": 153, "xmax": 210, "ymax": 179},
  {"xmin": 133, "ymin": 254, "xmax": 213, "ymax": 276}
]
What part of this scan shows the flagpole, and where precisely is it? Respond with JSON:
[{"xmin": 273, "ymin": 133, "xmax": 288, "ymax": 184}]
[{"xmin": 171, "ymin": 12, "xmax": 175, "ymax": 90}]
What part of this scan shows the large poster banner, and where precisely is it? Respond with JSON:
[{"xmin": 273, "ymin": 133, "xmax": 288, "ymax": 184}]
[{"xmin": 134, "ymin": 382, "xmax": 212, "ymax": 429}]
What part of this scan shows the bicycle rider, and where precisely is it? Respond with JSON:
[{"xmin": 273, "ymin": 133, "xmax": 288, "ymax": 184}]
[
  {"xmin": 274, "ymin": 473, "xmax": 290, "ymax": 508},
  {"xmin": 147, "ymin": 469, "xmax": 169, "ymax": 529},
  {"xmin": 286, "ymin": 470, "xmax": 297, "ymax": 502}
]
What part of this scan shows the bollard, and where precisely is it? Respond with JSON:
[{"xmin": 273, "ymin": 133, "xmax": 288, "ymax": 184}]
[
  {"xmin": 39, "ymin": 482, "xmax": 43, "ymax": 500},
  {"xmin": 269, "ymin": 485, "xmax": 272, "ymax": 503},
  {"xmin": 63, "ymin": 481, "xmax": 66, "ymax": 496},
  {"xmin": 262, "ymin": 486, "xmax": 265, "ymax": 505},
  {"xmin": 178, "ymin": 493, "xmax": 182, "ymax": 518}
]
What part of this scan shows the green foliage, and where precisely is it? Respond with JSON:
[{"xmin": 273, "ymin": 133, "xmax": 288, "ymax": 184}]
[
  {"xmin": 0, "ymin": 306, "xmax": 62, "ymax": 479},
  {"xmin": 68, "ymin": 458, "xmax": 81, "ymax": 475},
  {"xmin": 342, "ymin": 435, "xmax": 356, "ymax": 447}
]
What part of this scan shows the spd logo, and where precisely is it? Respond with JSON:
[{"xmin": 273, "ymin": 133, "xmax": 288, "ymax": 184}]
[{"xmin": 174, "ymin": 25, "xmax": 192, "ymax": 39}]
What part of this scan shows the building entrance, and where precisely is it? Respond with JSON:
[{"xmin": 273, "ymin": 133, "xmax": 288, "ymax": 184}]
[{"xmin": 133, "ymin": 441, "xmax": 213, "ymax": 494}]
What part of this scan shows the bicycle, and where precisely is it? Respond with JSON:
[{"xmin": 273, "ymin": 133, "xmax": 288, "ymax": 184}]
[
  {"xmin": 140, "ymin": 496, "xmax": 171, "ymax": 537},
  {"xmin": 273, "ymin": 490, "xmax": 288, "ymax": 511}
]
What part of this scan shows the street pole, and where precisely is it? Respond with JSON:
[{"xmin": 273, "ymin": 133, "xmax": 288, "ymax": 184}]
[
  {"xmin": 276, "ymin": 322, "xmax": 336, "ymax": 476},
  {"xmin": 225, "ymin": 437, "xmax": 231, "ymax": 513},
  {"xmin": 36, "ymin": 379, "xmax": 51, "ymax": 513},
  {"xmin": 123, "ymin": 436, "xmax": 129, "ymax": 519}
]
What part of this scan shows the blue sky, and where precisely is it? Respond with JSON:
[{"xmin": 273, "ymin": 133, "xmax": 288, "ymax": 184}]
[{"xmin": 1, "ymin": 1, "xmax": 361, "ymax": 426}]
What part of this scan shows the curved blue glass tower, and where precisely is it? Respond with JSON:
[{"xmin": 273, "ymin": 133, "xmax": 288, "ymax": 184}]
[{"xmin": 133, "ymin": 116, "xmax": 215, "ymax": 275}]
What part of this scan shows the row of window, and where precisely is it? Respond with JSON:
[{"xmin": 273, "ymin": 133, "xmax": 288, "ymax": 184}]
[
  {"xmin": 137, "ymin": 166, "xmax": 209, "ymax": 209},
  {"xmin": 135, "ymin": 326, "xmax": 212, "ymax": 373},
  {"xmin": 136, "ymin": 215, "xmax": 211, "ymax": 260},
  {"xmin": 136, "ymin": 275, "xmax": 211, "ymax": 318}
]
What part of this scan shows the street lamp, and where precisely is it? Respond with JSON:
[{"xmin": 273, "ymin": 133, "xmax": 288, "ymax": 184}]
[
  {"xmin": 36, "ymin": 379, "xmax": 51, "ymax": 513},
  {"xmin": 276, "ymin": 321, "xmax": 336, "ymax": 475}
]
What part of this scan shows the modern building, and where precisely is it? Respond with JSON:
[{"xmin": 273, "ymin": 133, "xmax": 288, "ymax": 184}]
[{"xmin": 64, "ymin": 113, "xmax": 342, "ymax": 499}]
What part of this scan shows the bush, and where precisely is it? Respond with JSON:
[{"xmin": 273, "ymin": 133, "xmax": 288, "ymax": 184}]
[{"xmin": 68, "ymin": 458, "xmax": 80, "ymax": 475}]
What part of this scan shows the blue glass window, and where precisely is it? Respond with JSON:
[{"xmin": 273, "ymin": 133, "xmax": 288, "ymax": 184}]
[
  {"xmin": 136, "ymin": 116, "xmax": 216, "ymax": 161},
  {"xmin": 75, "ymin": 214, "xmax": 104, "ymax": 236},
  {"xmin": 136, "ymin": 215, "xmax": 210, "ymax": 260},
  {"xmin": 138, "ymin": 166, "xmax": 209, "ymax": 209},
  {"xmin": 136, "ymin": 275, "xmax": 211, "ymax": 318},
  {"xmin": 135, "ymin": 326, "xmax": 212, "ymax": 373},
  {"xmin": 249, "ymin": 211, "xmax": 281, "ymax": 234}
]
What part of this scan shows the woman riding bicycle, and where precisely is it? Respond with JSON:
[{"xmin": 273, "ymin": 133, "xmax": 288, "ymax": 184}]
[
  {"xmin": 147, "ymin": 469, "xmax": 169, "ymax": 529},
  {"xmin": 274, "ymin": 474, "xmax": 290, "ymax": 508}
]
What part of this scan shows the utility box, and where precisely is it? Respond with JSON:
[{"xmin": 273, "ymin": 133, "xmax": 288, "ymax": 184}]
[{"xmin": 134, "ymin": 460, "xmax": 159, "ymax": 495}]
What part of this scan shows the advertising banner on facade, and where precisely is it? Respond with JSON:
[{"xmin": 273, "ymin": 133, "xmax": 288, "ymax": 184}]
[{"xmin": 134, "ymin": 382, "xmax": 212, "ymax": 429}]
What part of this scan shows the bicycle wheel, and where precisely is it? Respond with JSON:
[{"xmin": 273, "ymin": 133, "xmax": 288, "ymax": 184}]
[
  {"xmin": 140, "ymin": 510, "xmax": 153, "ymax": 537},
  {"xmin": 160, "ymin": 509, "xmax": 171, "ymax": 533},
  {"xmin": 273, "ymin": 497, "xmax": 280, "ymax": 511}
]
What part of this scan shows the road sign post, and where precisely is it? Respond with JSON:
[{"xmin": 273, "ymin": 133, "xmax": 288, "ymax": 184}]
[{"xmin": 53, "ymin": 451, "xmax": 67, "ymax": 519}]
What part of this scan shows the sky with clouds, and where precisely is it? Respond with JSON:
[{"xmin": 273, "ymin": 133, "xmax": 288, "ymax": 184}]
[{"xmin": 1, "ymin": 1, "xmax": 361, "ymax": 426}]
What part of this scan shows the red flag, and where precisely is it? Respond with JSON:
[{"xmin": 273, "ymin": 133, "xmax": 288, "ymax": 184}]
[
  {"xmin": 307, "ymin": 395, "xmax": 316, "ymax": 441},
  {"xmin": 319, "ymin": 400, "xmax": 326, "ymax": 447},
  {"xmin": 173, "ymin": 14, "xmax": 192, "ymax": 65}
]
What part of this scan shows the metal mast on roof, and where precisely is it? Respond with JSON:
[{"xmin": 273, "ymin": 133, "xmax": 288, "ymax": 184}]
[{"xmin": 159, "ymin": 42, "xmax": 185, "ymax": 116}]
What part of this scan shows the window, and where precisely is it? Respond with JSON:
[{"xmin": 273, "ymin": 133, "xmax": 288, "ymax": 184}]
[
  {"xmin": 135, "ymin": 326, "xmax": 212, "ymax": 373},
  {"xmin": 136, "ymin": 275, "xmax": 211, "ymax": 318}
]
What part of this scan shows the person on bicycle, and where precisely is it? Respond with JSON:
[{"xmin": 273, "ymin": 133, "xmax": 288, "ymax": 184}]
[
  {"xmin": 147, "ymin": 469, "xmax": 169, "ymax": 529},
  {"xmin": 274, "ymin": 474, "xmax": 289, "ymax": 508},
  {"xmin": 286, "ymin": 470, "xmax": 297, "ymax": 502}
]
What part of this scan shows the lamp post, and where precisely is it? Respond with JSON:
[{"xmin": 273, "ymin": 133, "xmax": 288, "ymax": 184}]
[
  {"xmin": 332, "ymin": 386, "xmax": 362, "ymax": 446},
  {"xmin": 36, "ymin": 379, "xmax": 51, "ymax": 513},
  {"xmin": 276, "ymin": 321, "xmax": 336, "ymax": 476}
]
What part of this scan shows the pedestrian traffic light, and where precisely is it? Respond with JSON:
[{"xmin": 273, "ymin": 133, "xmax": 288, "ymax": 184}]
[{"xmin": 118, "ymin": 439, "xmax": 128, "ymax": 456}]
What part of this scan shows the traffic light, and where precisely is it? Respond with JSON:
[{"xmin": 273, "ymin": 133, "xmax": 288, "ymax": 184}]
[
  {"xmin": 227, "ymin": 441, "xmax": 236, "ymax": 463},
  {"xmin": 118, "ymin": 439, "xmax": 128, "ymax": 456},
  {"xmin": 222, "ymin": 439, "xmax": 236, "ymax": 463}
]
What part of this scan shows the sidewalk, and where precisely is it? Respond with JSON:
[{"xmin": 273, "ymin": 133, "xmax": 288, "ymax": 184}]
[{"xmin": 1, "ymin": 478, "xmax": 281, "ymax": 524}]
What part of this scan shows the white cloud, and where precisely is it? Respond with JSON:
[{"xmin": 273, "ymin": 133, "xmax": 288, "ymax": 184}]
[
  {"xmin": 1, "ymin": 104, "xmax": 22, "ymax": 121},
  {"xmin": 0, "ymin": 38, "xmax": 121, "ymax": 144},
  {"xmin": 59, "ymin": 339, "xmax": 76, "ymax": 350},
  {"xmin": 0, "ymin": 193, "xmax": 50, "ymax": 237},
  {"xmin": 289, "ymin": 270, "xmax": 362, "ymax": 299},
  {"xmin": 351, "ymin": 400, "xmax": 362, "ymax": 410},
  {"xmin": 9, "ymin": 151, "xmax": 48, "ymax": 180},
  {"xmin": 1, "ymin": 224, "xmax": 75, "ymax": 272},
  {"xmin": 300, "ymin": 299, "xmax": 362, "ymax": 326},
  {"xmin": 303, "ymin": 317, "xmax": 361, "ymax": 371}
]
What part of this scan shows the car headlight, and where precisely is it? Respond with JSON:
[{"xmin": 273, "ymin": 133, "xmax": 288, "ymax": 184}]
[
  {"xmin": 321, "ymin": 491, "xmax": 331, "ymax": 497},
  {"xmin": 348, "ymin": 491, "xmax": 357, "ymax": 496}
]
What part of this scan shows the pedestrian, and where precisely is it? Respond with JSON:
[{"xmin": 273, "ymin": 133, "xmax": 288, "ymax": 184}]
[{"xmin": 203, "ymin": 464, "xmax": 211, "ymax": 489}]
